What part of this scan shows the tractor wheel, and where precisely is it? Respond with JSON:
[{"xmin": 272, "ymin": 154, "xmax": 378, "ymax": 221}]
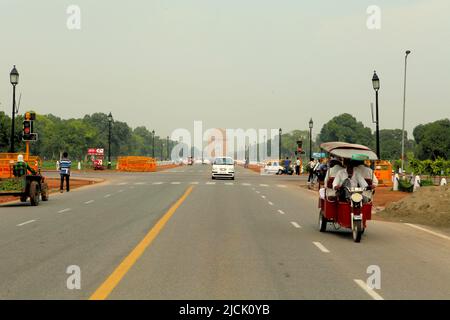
[
  {"xmin": 41, "ymin": 182, "xmax": 49, "ymax": 201},
  {"xmin": 30, "ymin": 181, "xmax": 40, "ymax": 206}
]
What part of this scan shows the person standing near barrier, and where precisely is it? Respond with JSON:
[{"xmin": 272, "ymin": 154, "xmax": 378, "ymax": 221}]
[
  {"xmin": 59, "ymin": 152, "xmax": 72, "ymax": 193},
  {"xmin": 295, "ymin": 157, "xmax": 301, "ymax": 175}
]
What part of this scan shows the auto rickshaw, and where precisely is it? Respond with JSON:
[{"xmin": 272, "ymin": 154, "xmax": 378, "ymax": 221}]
[{"xmin": 318, "ymin": 142, "xmax": 378, "ymax": 242}]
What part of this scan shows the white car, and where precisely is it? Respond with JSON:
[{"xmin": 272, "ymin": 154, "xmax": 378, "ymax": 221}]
[
  {"xmin": 212, "ymin": 157, "xmax": 235, "ymax": 180},
  {"xmin": 263, "ymin": 160, "xmax": 283, "ymax": 175}
]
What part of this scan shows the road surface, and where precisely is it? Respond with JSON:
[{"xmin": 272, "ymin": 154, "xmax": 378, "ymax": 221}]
[{"xmin": 0, "ymin": 165, "xmax": 449, "ymax": 299}]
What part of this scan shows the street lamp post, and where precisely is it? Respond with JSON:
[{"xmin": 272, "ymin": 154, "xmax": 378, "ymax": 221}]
[
  {"xmin": 161, "ymin": 140, "xmax": 164, "ymax": 161},
  {"xmin": 152, "ymin": 130, "xmax": 155, "ymax": 158},
  {"xmin": 372, "ymin": 71, "xmax": 381, "ymax": 159},
  {"xmin": 401, "ymin": 50, "xmax": 411, "ymax": 173},
  {"xmin": 309, "ymin": 118, "xmax": 313, "ymax": 160},
  {"xmin": 278, "ymin": 128, "xmax": 282, "ymax": 160},
  {"xmin": 9, "ymin": 66, "xmax": 19, "ymax": 153},
  {"xmin": 107, "ymin": 112, "xmax": 113, "ymax": 169},
  {"xmin": 166, "ymin": 136, "xmax": 169, "ymax": 161}
]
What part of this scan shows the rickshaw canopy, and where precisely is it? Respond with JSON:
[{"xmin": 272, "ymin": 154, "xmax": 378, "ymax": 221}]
[{"xmin": 320, "ymin": 142, "xmax": 378, "ymax": 161}]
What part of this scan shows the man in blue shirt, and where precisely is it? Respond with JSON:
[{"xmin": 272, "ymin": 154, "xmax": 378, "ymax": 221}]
[{"xmin": 59, "ymin": 152, "xmax": 72, "ymax": 193}]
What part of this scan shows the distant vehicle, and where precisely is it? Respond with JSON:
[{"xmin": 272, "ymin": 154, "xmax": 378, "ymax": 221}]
[
  {"xmin": 212, "ymin": 157, "xmax": 235, "ymax": 180},
  {"xmin": 263, "ymin": 160, "xmax": 283, "ymax": 175},
  {"xmin": 202, "ymin": 159, "xmax": 211, "ymax": 165},
  {"xmin": 187, "ymin": 157, "xmax": 193, "ymax": 165}
]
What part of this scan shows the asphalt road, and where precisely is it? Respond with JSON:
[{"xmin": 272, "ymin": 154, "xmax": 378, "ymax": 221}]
[{"xmin": 0, "ymin": 165, "xmax": 449, "ymax": 299}]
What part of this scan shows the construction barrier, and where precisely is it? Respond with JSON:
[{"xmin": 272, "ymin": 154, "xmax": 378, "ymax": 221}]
[
  {"xmin": 374, "ymin": 160, "xmax": 393, "ymax": 187},
  {"xmin": 117, "ymin": 156, "xmax": 156, "ymax": 172},
  {"xmin": 0, "ymin": 153, "xmax": 41, "ymax": 178}
]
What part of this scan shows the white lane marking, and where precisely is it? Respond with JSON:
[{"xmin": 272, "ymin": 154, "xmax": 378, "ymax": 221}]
[
  {"xmin": 104, "ymin": 194, "xmax": 111, "ymax": 198},
  {"xmin": 268, "ymin": 201, "xmax": 274, "ymax": 206},
  {"xmin": 190, "ymin": 181, "xmax": 199, "ymax": 185},
  {"xmin": 255, "ymin": 191, "xmax": 260, "ymax": 194},
  {"xmin": 354, "ymin": 279, "xmax": 384, "ymax": 300},
  {"xmin": 259, "ymin": 184, "xmax": 269, "ymax": 187},
  {"xmin": 118, "ymin": 189, "xmax": 124, "ymax": 193},
  {"xmin": 277, "ymin": 184, "xmax": 287, "ymax": 188},
  {"xmin": 206, "ymin": 182, "xmax": 216, "ymax": 185},
  {"xmin": 118, "ymin": 182, "xmax": 128, "ymax": 186},
  {"xmin": 242, "ymin": 183, "xmax": 251, "ymax": 186},
  {"xmin": 277, "ymin": 209, "xmax": 285, "ymax": 215},
  {"xmin": 134, "ymin": 182, "xmax": 146, "ymax": 185},
  {"xmin": 404, "ymin": 223, "xmax": 450, "ymax": 241},
  {"xmin": 58, "ymin": 208, "xmax": 71, "ymax": 214},
  {"xmin": 171, "ymin": 182, "xmax": 181, "ymax": 185},
  {"xmin": 261, "ymin": 195, "xmax": 266, "ymax": 199},
  {"xmin": 291, "ymin": 221, "xmax": 302, "ymax": 229},
  {"xmin": 17, "ymin": 220, "xmax": 36, "ymax": 227},
  {"xmin": 84, "ymin": 200, "xmax": 94, "ymax": 204},
  {"xmin": 152, "ymin": 182, "xmax": 164, "ymax": 185},
  {"xmin": 225, "ymin": 182, "xmax": 234, "ymax": 185},
  {"xmin": 313, "ymin": 241, "xmax": 330, "ymax": 253}
]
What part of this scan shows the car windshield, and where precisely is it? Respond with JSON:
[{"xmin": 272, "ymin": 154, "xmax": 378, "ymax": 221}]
[{"xmin": 214, "ymin": 158, "xmax": 233, "ymax": 165}]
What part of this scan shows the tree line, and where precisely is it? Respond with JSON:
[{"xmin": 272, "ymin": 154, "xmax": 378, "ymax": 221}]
[
  {"xmin": 0, "ymin": 112, "xmax": 174, "ymax": 161},
  {"xmin": 1, "ymin": 111, "xmax": 449, "ymax": 162}
]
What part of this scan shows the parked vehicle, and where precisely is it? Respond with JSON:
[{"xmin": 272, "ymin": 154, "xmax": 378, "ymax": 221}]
[{"xmin": 318, "ymin": 142, "xmax": 378, "ymax": 242}]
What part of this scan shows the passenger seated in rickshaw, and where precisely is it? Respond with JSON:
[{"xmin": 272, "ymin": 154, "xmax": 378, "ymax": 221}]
[
  {"xmin": 13, "ymin": 154, "xmax": 36, "ymax": 177},
  {"xmin": 332, "ymin": 162, "xmax": 368, "ymax": 202},
  {"xmin": 352, "ymin": 160, "xmax": 378, "ymax": 188},
  {"xmin": 321, "ymin": 158, "xmax": 344, "ymax": 200}
]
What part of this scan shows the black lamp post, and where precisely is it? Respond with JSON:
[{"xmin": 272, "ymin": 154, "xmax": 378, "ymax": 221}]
[
  {"xmin": 152, "ymin": 130, "xmax": 155, "ymax": 158},
  {"xmin": 166, "ymin": 136, "xmax": 169, "ymax": 161},
  {"xmin": 279, "ymin": 128, "xmax": 282, "ymax": 160},
  {"xmin": 372, "ymin": 71, "xmax": 380, "ymax": 159},
  {"xmin": 107, "ymin": 112, "xmax": 113, "ymax": 169},
  {"xmin": 309, "ymin": 118, "xmax": 313, "ymax": 160},
  {"xmin": 9, "ymin": 65, "xmax": 19, "ymax": 153}
]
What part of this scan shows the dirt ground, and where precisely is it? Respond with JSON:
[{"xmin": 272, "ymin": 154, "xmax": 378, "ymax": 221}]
[
  {"xmin": 0, "ymin": 178, "xmax": 94, "ymax": 204},
  {"xmin": 378, "ymin": 185, "xmax": 450, "ymax": 228}
]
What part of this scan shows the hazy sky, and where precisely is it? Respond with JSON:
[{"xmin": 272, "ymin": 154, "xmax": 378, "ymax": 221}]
[{"xmin": 0, "ymin": 0, "xmax": 449, "ymax": 138}]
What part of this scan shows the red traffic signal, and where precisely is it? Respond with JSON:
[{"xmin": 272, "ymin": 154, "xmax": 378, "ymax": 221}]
[{"xmin": 22, "ymin": 120, "xmax": 37, "ymax": 141}]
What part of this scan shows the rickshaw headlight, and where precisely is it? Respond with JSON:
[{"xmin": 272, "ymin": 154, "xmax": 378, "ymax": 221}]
[{"xmin": 351, "ymin": 193, "xmax": 363, "ymax": 204}]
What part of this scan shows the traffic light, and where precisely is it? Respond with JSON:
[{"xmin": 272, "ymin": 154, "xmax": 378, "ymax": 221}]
[
  {"xmin": 22, "ymin": 113, "xmax": 38, "ymax": 141},
  {"xmin": 296, "ymin": 140, "xmax": 305, "ymax": 154}
]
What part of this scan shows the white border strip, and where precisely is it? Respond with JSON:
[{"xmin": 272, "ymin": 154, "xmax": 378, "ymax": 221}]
[{"xmin": 404, "ymin": 223, "xmax": 450, "ymax": 241}]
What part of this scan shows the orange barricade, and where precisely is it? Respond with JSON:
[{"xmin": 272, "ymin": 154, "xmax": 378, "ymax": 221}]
[
  {"xmin": 374, "ymin": 160, "xmax": 393, "ymax": 187},
  {"xmin": 117, "ymin": 156, "xmax": 156, "ymax": 172},
  {"xmin": 0, "ymin": 153, "xmax": 41, "ymax": 178}
]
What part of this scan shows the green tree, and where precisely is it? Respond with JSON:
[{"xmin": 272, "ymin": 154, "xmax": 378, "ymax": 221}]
[
  {"xmin": 413, "ymin": 119, "xmax": 450, "ymax": 160},
  {"xmin": 318, "ymin": 113, "xmax": 374, "ymax": 147}
]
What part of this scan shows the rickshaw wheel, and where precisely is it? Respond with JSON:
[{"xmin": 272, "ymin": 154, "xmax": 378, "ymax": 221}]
[
  {"xmin": 20, "ymin": 195, "xmax": 28, "ymax": 202},
  {"xmin": 319, "ymin": 210, "xmax": 327, "ymax": 232},
  {"xmin": 352, "ymin": 220, "xmax": 362, "ymax": 242},
  {"xmin": 30, "ymin": 181, "xmax": 40, "ymax": 206}
]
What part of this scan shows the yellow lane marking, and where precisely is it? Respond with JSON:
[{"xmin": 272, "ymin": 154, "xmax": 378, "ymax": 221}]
[{"xmin": 89, "ymin": 186, "xmax": 194, "ymax": 300}]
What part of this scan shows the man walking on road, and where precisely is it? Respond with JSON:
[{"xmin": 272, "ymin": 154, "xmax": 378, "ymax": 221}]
[
  {"xmin": 295, "ymin": 157, "xmax": 301, "ymax": 175},
  {"xmin": 59, "ymin": 152, "xmax": 72, "ymax": 193}
]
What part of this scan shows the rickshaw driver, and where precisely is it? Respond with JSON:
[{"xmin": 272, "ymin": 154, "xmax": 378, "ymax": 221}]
[
  {"xmin": 13, "ymin": 154, "xmax": 36, "ymax": 177},
  {"xmin": 332, "ymin": 161, "xmax": 368, "ymax": 202}
]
